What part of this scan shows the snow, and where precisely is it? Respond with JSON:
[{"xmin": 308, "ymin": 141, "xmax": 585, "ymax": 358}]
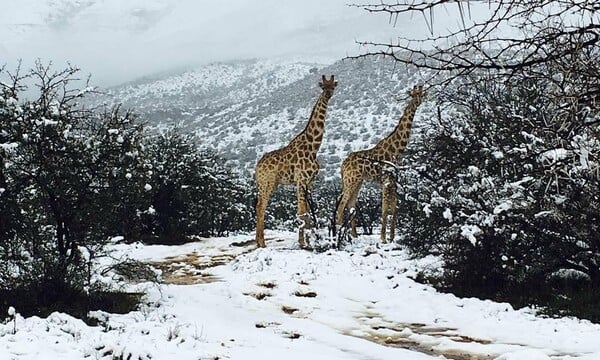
[
  {"xmin": 460, "ymin": 225, "xmax": 482, "ymax": 245},
  {"xmin": 442, "ymin": 208, "xmax": 453, "ymax": 222},
  {"xmin": 468, "ymin": 165, "xmax": 480, "ymax": 176},
  {"xmin": 108, "ymin": 236, "xmax": 124, "ymax": 244},
  {"xmin": 422, "ymin": 204, "xmax": 432, "ymax": 217},
  {"xmin": 37, "ymin": 118, "xmax": 58, "ymax": 126},
  {"xmin": 496, "ymin": 349, "xmax": 552, "ymax": 360},
  {"xmin": 492, "ymin": 150, "xmax": 504, "ymax": 159},
  {"xmin": 2, "ymin": 231, "xmax": 600, "ymax": 359},
  {"xmin": 77, "ymin": 246, "xmax": 91, "ymax": 262},
  {"xmin": 0, "ymin": 142, "xmax": 19, "ymax": 152},
  {"xmin": 7, "ymin": 307, "xmax": 15, "ymax": 317},
  {"xmin": 494, "ymin": 200, "xmax": 513, "ymax": 214},
  {"xmin": 539, "ymin": 148, "xmax": 569, "ymax": 163}
]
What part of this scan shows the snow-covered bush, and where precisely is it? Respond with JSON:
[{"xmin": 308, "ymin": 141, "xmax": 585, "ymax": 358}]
[
  {"xmin": 396, "ymin": 53, "xmax": 599, "ymax": 303},
  {"xmin": 0, "ymin": 63, "xmax": 150, "ymax": 315},
  {"xmin": 143, "ymin": 129, "xmax": 253, "ymax": 243}
]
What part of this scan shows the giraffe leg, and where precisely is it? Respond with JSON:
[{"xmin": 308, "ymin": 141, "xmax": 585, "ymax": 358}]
[
  {"xmin": 336, "ymin": 180, "xmax": 361, "ymax": 237},
  {"xmin": 255, "ymin": 180, "xmax": 276, "ymax": 248},
  {"xmin": 347, "ymin": 188, "xmax": 360, "ymax": 237},
  {"xmin": 335, "ymin": 190, "xmax": 351, "ymax": 226},
  {"xmin": 388, "ymin": 182, "xmax": 398, "ymax": 243},
  {"xmin": 381, "ymin": 185, "xmax": 389, "ymax": 243},
  {"xmin": 381, "ymin": 179, "xmax": 397, "ymax": 243},
  {"xmin": 296, "ymin": 181, "xmax": 312, "ymax": 248}
]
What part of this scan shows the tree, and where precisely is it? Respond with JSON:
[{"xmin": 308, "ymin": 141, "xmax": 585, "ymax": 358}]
[
  {"xmin": 392, "ymin": 56, "xmax": 599, "ymax": 315},
  {"xmin": 0, "ymin": 63, "xmax": 150, "ymax": 315},
  {"xmin": 352, "ymin": 0, "xmax": 599, "ymax": 120},
  {"xmin": 354, "ymin": 3, "xmax": 597, "ymax": 76},
  {"xmin": 352, "ymin": 0, "xmax": 600, "ymax": 318}
]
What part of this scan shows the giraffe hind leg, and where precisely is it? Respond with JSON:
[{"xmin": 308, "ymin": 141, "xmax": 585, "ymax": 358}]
[
  {"xmin": 381, "ymin": 180, "xmax": 397, "ymax": 243},
  {"xmin": 347, "ymin": 189, "xmax": 359, "ymax": 238},
  {"xmin": 336, "ymin": 181, "xmax": 361, "ymax": 237},
  {"xmin": 388, "ymin": 190, "xmax": 397, "ymax": 243},
  {"xmin": 296, "ymin": 182, "xmax": 311, "ymax": 248},
  {"xmin": 381, "ymin": 193, "xmax": 388, "ymax": 243}
]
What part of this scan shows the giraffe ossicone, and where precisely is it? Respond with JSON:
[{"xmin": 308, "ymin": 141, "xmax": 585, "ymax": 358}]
[
  {"xmin": 336, "ymin": 85, "xmax": 425, "ymax": 243},
  {"xmin": 255, "ymin": 75, "xmax": 337, "ymax": 248}
]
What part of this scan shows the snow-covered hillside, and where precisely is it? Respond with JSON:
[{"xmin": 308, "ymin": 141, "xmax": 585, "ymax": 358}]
[
  {"xmin": 96, "ymin": 57, "xmax": 432, "ymax": 177},
  {"xmin": 2, "ymin": 232, "xmax": 599, "ymax": 359}
]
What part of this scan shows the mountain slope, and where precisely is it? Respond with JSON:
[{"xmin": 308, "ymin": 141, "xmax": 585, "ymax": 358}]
[{"xmin": 98, "ymin": 57, "xmax": 434, "ymax": 178}]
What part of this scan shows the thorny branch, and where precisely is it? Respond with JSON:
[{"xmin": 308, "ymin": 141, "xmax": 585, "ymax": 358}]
[{"xmin": 349, "ymin": 1, "xmax": 599, "ymax": 90}]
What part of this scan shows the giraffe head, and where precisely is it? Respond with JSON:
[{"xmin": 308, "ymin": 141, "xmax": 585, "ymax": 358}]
[
  {"xmin": 319, "ymin": 75, "xmax": 337, "ymax": 98},
  {"xmin": 407, "ymin": 85, "xmax": 425, "ymax": 105}
]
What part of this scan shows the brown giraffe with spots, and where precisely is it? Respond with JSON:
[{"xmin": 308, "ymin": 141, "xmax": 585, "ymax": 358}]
[
  {"xmin": 255, "ymin": 75, "xmax": 337, "ymax": 248},
  {"xmin": 336, "ymin": 85, "xmax": 424, "ymax": 243}
]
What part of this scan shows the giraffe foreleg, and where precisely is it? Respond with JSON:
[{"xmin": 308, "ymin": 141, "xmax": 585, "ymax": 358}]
[{"xmin": 255, "ymin": 180, "xmax": 276, "ymax": 248}]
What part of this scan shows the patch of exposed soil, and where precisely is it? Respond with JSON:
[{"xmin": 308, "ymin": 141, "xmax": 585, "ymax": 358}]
[
  {"xmin": 151, "ymin": 252, "xmax": 240, "ymax": 285},
  {"xmin": 345, "ymin": 311, "xmax": 496, "ymax": 360}
]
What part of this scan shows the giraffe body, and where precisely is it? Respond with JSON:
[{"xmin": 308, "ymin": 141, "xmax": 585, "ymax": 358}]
[
  {"xmin": 336, "ymin": 85, "xmax": 424, "ymax": 243},
  {"xmin": 255, "ymin": 75, "xmax": 337, "ymax": 248}
]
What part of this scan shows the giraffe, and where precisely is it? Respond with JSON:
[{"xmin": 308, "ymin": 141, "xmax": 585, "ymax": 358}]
[
  {"xmin": 255, "ymin": 75, "xmax": 338, "ymax": 248},
  {"xmin": 335, "ymin": 85, "xmax": 424, "ymax": 243}
]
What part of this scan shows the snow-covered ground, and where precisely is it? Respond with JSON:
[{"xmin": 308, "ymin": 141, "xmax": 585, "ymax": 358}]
[{"xmin": 2, "ymin": 231, "xmax": 600, "ymax": 359}]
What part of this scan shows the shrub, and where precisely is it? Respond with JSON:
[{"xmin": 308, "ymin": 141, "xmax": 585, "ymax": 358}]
[
  {"xmin": 143, "ymin": 129, "xmax": 253, "ymax": 243},
  {"xmin": 396, "ymin": 56, "xmax": 600, "ymax": 317},
  {"xmin": 0, "ymin": 63, "xmax": 150, "ymax": 316}
]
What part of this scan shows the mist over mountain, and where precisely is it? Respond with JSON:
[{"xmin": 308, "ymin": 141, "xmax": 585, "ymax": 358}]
[{"xmin": 1, "ymin": 0, "xmax": 398, "ymax": 87}]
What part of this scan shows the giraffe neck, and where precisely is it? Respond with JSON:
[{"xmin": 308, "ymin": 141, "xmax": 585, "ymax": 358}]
[
  {"xmin": 373, "ymin": 96, "xmax": 422, "ymax": 160},
  {"xmin": 290, "ymin": 91, "xmax": 332, "ymax": 154}
]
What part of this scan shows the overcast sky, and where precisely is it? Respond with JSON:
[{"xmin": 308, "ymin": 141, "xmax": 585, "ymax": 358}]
[{"xmin": 0, "ymin": 0, "xmax": 475, "ymax": 87}]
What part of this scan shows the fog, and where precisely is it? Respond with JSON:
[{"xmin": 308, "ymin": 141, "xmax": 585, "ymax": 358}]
[{"xmin": 0, "ymin": 0, "xmax": 483, "ymax": 87}]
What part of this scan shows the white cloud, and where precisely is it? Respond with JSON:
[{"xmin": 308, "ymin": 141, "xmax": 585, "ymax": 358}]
[{"xmin": 0, "ymin": 0, "xmax": 488, "ymax": 86}]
